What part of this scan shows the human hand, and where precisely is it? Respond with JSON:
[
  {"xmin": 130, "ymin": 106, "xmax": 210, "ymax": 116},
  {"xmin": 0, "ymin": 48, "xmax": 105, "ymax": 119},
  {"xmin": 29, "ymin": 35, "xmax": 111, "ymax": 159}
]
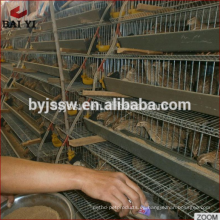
[
  {"xmin": 1, "ymin": 194, "xmax": 14, "ymax": 208},
  {"xmin": 79, "ymin": 169, "xmax": 148, "ymax": 217}
]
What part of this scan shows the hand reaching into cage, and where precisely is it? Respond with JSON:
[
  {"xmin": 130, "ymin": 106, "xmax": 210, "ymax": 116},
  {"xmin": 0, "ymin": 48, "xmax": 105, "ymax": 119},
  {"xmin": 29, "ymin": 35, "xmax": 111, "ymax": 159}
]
[
  {"xmin": 79, "ymin": 169, "xmax": 148, "ymax": 217},
  {"xmin": 1, "ymin": 157, "xmax": 147, "ymax": 217}
]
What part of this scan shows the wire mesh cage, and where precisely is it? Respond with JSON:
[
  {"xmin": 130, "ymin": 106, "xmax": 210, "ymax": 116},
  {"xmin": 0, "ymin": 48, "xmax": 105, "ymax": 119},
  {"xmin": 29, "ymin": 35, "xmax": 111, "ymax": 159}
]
[
  {"xmin": 82, "ymin": 96, "xmax": 219, "ymax": 171},
  {"xmin": 81, "ymin": 143, "xmax": 219, "ymax": 219},
  {"xmin": 1, "ymin": 133, "xmax": 19, "ymax": 158},
  {"xmin": 111, "ymin": 0, "xmax": 218, "ymax": 23},
  {"xmin": 118, "ymin": 2, "xmax": 219, "ymax": 35},
  {"xmin": 102, "ymin": 57, "xmax": 219, "ymax": 95},
  {"xmin": 53, "ymin": 1, "xmax": 108, "ymax": 20}
]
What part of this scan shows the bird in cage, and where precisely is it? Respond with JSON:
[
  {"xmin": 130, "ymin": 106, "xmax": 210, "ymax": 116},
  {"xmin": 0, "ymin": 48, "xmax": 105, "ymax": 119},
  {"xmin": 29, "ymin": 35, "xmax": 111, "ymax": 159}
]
[
  {"xmin": 197, "ymin": 150, "xmax": 219, "ymax": 170},
  {"xmin": 52, "ymin": 61, "xmax": 58, "ymax": 67},
  {"xmin": 137, "ymin": 120, "xmax": 185, "ymax": 149},
  {"xmin": 122, "ymin": 68, "xmax": 143, "ymax": 83},
  {"xmin": 96, "ymin": 159, "xmax": 116, "ymax": 172},
  {"xmin": 90, "ymin": 63, "xmax": 101, "ymax": 80},
  {"xmin": 55, "ymin": 125, "xmax": 66, "ymax": 141},
  {"xmin": 62, "ymin": 59, "xmax": 68, "ymax": 69},
  {"xmin": 70, "ymin": 63, "xmax": 79, "ymax": 72},
  {"xmin": 29, "ymin": 58, "xmax": 38, "ymax": 63},
  {"xmin": 97, "ymin": 111, "xmax": 112, "ymax": 121},
  {"xmin": 132, "ymin": 157, "xmax": 147, "ymax": 171},
  {"xmin": 187, "ymin": 188, "xmax": 200, "ymax": 204},
  {"xmin": 187, "ymin": 132, "xmax": 209, "ymax": 157},
  {"xmin": 30, "ymin": 81, "xmax": 38, "ymax": 90},
  {"xmin": 196, "ymin": 76, "xmax": 218, "ymax": 95},
  {"xmin": 39, "ymin": 119, "xmax": 50, "ymax": 129},
  {"xmin": 112, "ymin": 118, "xmax": 134, "ymax": 131},
  {"xmin": 38, "ymin": 56, "xmax": 45, "ymax": 64},
  {"xmin": 104, "ymin": 114, "xmax": 118, "ymax": 127},
  {"xmin": 186, "ymin": 17, "xmax": 207, "ymax": 31},
  {"xmin": 16, "ymin": 104, "xmax": 24, "ymax": 112},
  {"xmin": 163, "ymin": 122, "xmax": 187, "ymax": 140}
]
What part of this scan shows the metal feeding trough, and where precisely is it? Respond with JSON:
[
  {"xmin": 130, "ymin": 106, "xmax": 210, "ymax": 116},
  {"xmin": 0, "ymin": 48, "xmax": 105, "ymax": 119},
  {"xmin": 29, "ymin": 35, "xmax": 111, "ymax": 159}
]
[{"xmin": 1, "ymin": 193, "xmax": 75, "ymax": 219}]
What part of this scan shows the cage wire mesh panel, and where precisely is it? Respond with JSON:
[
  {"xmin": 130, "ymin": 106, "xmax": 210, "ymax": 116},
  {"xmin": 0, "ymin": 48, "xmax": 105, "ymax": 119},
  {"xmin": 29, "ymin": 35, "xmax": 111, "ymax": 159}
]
[
  {"xmin": 64, "ymin": 191, "xmax": 119, "ymax": 219},
  {"xmin": 83, "ymin": 95, "xmax": 219, "ymax": 171},
  {"xmin": 102, "ymin": 57, "xmax": 219, "ymax": 95},
  {"xmin": 53, "ymin": 1, "xmax": 108, "ymax": 20},
  {"xmin": 81, "ymin": 144, "xmax": 219, "ymax": 219},
  {"xmin": 111, "ymin": 1, "xmax": 218, "ymax": 23},
  {"xmin": 1, "ymin": 133, "xmax": 19, "ymax": 158}
]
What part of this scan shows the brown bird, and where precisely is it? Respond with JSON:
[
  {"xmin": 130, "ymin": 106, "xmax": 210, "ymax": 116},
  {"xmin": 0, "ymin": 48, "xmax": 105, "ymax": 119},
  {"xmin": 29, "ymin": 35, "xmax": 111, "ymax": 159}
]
[
  {"xmin": 52, "ymin": 62, "xmax": 58, "ymax": 67},
  {"xmin": 16, "ymin": 104, "xmax": 24, "ymax": 112},
  {"xmin": 70, "ymin": 64, "xmax": 79, "ymax": 71},
  {"xmin": 122, "ymin": 68, "xmax": 143, "ymax": 83},
  {"xmin": 187, "ymin": 132, "xmax": 209, "ymax": 157},
  {"xmin": 187, "ymin": 188, "xmax": 199, "ymax": 203},
  {"xmin": 96, "ymin": 159, "xmax": 115, "ymax": 172},
  {"xmin": 31, "ymin": 58, "xmax": 38, "ymax": 63},
  {"xmin": 137, "ymin": 121, "xmax": 185, "ymax": 149},
  {"xmin": 53, "ymin": 94, "xmax": 61, "ymax": 101},
  {"xmin": 30, "ymin": 82, "xmax": 38, "ymax": 90},
  {"xmin": 5, "ymin": 124, "xmax": 11, "ymax": 132},
  {"xmin": 197, "ymin": 150, "xmax": 219, "ymax": 170},
  {"xmin": 197, "ymin": 76, "xmax": 218, "ymax": 95},
  {"xmin": 104, "ymin": 114, "xmax": 118, "ymax": 127},
  {"xmin": 132, "ymin": 157, "xmax": 146, "ymax": 171},
  {"xmin": 62, "ymin": 59, "xmax": 68, "ymax": 69},
  {"xmin": 113, "ymin": 119, "xmax": 135, "ymax": 131},
  {"xmin": 186, "ymin": 17, "xmax": 207, "ymax": 30},
  {"xmin": 36, "ymin": 117, "xmax": 43, "ymax": 125},
  {"xmin": 163, "ymin": 122, "xmax": 187, "ymax": 140},
  {"xmin": 38, "ymin": 56, "xmax": 45, "ymax": 64},
  {"xmin": 97, "ymin": 111, "xmax": 112, "ymax": 121}
]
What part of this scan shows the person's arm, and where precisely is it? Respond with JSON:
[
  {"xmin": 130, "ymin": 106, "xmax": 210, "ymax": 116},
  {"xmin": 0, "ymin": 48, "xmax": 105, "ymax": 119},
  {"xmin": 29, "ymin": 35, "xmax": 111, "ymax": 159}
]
[{"xmin": 1, "ymin": 156, "xmax": 148, "ymax": 217}]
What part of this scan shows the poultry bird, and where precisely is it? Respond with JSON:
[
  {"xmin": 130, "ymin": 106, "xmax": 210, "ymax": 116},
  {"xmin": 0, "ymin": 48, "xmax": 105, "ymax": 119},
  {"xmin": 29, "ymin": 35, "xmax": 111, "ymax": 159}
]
[
  {"xmin": 38, "ymin": 56, "xmax": 45, "ymax": 64},
  {"xmin": 62, "ymin": 59, "xmax": 68, "ymax": 69},
  {"xmin": 163, "ymin": 122, "xmax": 187, "ymax": 140},
  {"xmin": 96, "ymin": 159, "xmax": 115, "ymax": 172},
  {"xmin": 132, "ymin": 157, "xmax": 146, "ymax": 171},
  {"xmin": 70, "ymin": 63, "xmax": 79, "ymax": 72},
  {"xmin": 196, "ymin": 76, "xmax": 218, "ymax": 95},
  {"xmin": 187, "ymin": 132, "xmax": 209, "ymax": 157},
  {"xmin": 5, "ymin": 124, "xmax": 11, "ymax": 132},
  {"xmin": 30, "ymin": 82, "xmax": 38, "ymax": 90},
  {"xmin": 197, "ymin": 150, "xmax": 219, "ymax": 170},
  {"xmin": 97, "ymin": 111, "xmax": 112, "ymax": 121},
  {"xmin": 122, "ymin": 68, "xmax": 143, "ymax": 83},
  {"xmin": 55, "ymin": 125, "xmax": 66, "ymax": 140},
  {"xmin": 187, "ymin": 188, "xmax": 199, "ymax": 203},
  {"xmin": 186, "ymin": 17, "xmax": 207, "ymax": 31},
  {"xmin": 112, "ymin": 118, "xmax": 136, "ymax": 131},
  {"xmin": 16, "ymin": 104, "xmax": 24, "ymax": 112},
  {"xmin": 104, "ymin": 114, "xmax": 118, "ymax": 127},
  {"xmin": 137, "ymin": 120, "xmax": 185, "ymax": 149},
  {"xmin": 30, "ymin": 58, "xmax": 38, "ymax": 63},
  {"xmin": 52, "ymin": 61, "xmax": 58, "ymax": 67}
]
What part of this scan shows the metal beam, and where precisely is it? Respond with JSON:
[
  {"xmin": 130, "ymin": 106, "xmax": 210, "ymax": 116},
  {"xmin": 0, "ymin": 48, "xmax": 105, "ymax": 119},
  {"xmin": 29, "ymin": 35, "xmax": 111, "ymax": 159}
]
[
  {"xmin": 118, "ymin": 28, "xmax": 219, "ymax": 52},
  {"xmin": 31, "ymin": 39, "xmax": 95, "ymax": 52},
  {"xmin": 4, "ymin": 102, "xmax": 42, "ymax": 137},
  {"xmin": 40, "ymin": 9, "xmax": 109, "ymax": 31},
  {"xmin": 14, "ymin": 82, "xmax": 54, "ymax": 101},
  {"xmin": 84, "ymin": 118, "xmax": 219, "ymax": 200},
  {"xmin": 24, "ymin": 62, "xmax": 70, "ymax": 80},
  {"xmin": 104, "ymin": 78, "xmax": 219, "ymax": 117}
]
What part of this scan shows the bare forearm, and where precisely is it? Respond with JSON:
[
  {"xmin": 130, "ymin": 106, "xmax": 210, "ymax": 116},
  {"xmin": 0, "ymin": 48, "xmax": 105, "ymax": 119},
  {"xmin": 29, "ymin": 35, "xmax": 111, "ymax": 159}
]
[{"xmin": 1, "ymin": 157, "xmax": 87, "ymax": 194}]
